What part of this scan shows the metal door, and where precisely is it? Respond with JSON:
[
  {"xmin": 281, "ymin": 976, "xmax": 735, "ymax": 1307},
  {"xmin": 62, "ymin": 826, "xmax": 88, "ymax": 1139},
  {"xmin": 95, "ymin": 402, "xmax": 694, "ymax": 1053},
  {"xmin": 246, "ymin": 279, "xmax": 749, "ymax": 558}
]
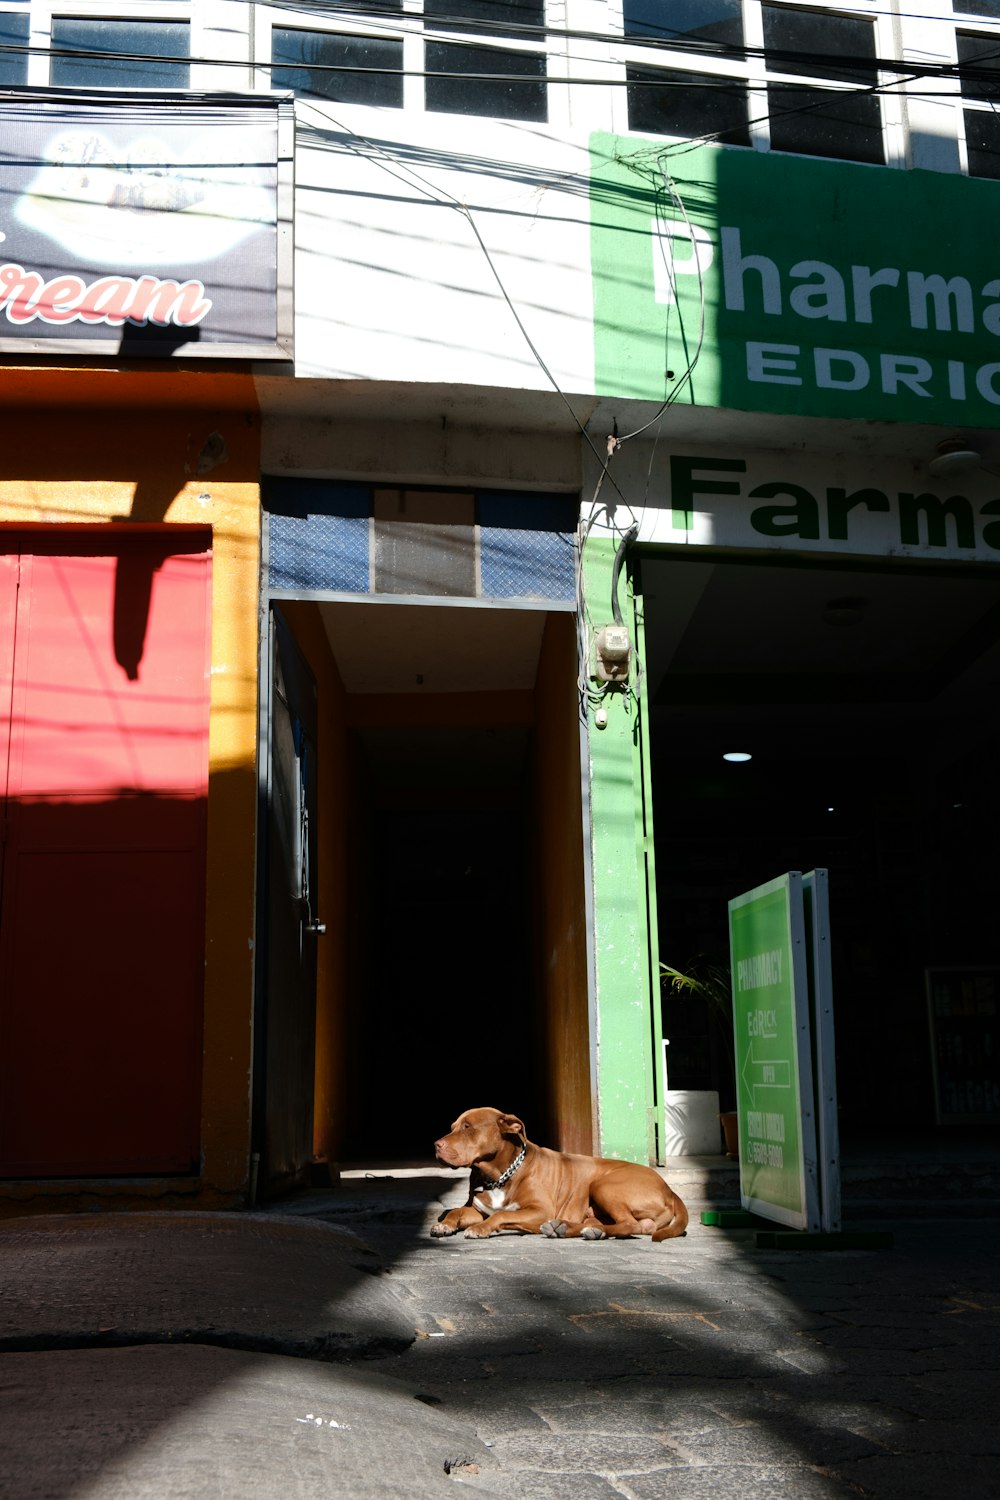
[
  {"xmin": 0, "ymin": 534, "xmax": 211, "ymax": 1176},
  {"xmin": 254, "ymin": 606, "xmax": 321, "ymax": 1192}
]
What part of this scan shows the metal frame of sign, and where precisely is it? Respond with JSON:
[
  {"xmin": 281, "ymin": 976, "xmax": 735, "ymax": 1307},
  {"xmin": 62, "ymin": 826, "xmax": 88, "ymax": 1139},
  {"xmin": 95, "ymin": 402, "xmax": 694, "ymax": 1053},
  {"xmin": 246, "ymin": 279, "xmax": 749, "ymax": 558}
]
[
  {"xmin": 803, "ymin": 869, "xmax": 841, "ymax": 1233},
  {"xmin": 729, "ymin": 871, "xmax": 820, "ymax": 1232},
  {"xmin": 0, "ymin": 88, "xmax": 293, "ymax": 361}
]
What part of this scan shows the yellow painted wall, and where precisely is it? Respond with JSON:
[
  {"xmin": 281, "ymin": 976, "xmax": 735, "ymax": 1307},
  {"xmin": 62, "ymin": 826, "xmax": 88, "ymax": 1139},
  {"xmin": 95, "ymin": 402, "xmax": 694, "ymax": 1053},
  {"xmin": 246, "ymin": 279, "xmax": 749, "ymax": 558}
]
[{"xmin": 0, "ymin": 364, "xmax": 261, "ymax": 1207}]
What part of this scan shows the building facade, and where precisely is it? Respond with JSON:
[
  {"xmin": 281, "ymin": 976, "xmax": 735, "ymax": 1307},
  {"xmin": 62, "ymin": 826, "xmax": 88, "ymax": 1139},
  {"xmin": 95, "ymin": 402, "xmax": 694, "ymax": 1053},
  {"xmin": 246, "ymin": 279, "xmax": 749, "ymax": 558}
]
[{"xmin": 1, "ymin": 0, "xmax": 998, "ymax": 1209}]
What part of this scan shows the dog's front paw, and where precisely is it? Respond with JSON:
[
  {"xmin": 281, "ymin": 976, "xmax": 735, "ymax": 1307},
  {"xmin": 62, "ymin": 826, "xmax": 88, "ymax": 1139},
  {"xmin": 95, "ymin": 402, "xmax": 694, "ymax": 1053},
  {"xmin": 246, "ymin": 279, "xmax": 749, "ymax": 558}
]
[
  {"xmin": 541, "ymin": 1219, "xmax": 568, "ymax": 1238},
  {"xmin": 581, "ymin": 1225, "xmax": 607, "ymax": 1240},
  {"xmin": 430, "ymin": 1221, "xmax": 457, "ymax": 1237},
  {"xmin": 464, "ymin": 1224, "xmax": 494, "ymax": 1239}
]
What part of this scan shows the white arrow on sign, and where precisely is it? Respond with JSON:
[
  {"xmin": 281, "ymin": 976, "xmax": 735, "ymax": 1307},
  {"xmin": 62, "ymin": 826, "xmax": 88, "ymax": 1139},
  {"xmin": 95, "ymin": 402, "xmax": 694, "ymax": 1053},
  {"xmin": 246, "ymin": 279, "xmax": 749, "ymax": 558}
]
[{"xmin": 742, "ymin": 1041, "xmax": 792, "ymax": 1108}]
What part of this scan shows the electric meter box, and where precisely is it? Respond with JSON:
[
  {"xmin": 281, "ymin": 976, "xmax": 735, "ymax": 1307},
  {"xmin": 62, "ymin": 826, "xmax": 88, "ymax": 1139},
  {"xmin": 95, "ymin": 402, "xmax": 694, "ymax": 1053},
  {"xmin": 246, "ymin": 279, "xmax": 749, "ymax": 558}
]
[{"xmin": 593, "ymin": 624, "xmax": 632, "ymax": 683}]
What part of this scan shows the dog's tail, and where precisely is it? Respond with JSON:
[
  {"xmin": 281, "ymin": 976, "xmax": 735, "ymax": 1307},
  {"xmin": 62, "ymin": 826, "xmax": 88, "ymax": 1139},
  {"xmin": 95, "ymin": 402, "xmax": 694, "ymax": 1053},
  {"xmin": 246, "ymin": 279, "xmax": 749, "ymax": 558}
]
[{"xmin": 651, "ymin": 1193, "xmax": 689, "ymax": 1241}]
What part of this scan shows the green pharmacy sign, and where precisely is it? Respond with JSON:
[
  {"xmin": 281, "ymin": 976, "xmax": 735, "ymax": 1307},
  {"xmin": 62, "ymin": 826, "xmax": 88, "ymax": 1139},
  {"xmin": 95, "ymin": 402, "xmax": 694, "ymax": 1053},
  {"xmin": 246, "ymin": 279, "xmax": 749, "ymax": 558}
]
[
  {"xmin": 729, "ymin": 872, "xmax": 821, "ymax": 1231},
  {"xmin": 591, "ymin": 136, "xmax": 1000, "ymax": 427}
]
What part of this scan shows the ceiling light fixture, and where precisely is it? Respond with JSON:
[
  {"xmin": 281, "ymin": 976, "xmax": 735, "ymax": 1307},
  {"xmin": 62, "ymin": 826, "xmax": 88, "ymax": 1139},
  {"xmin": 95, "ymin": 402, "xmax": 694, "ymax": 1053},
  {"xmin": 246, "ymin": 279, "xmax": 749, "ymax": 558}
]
[
  {"xmin": 823, "ymin": 595, "xmax": 868, "ymax": 627},
  {"xmin": 928, "ymin": 439, "xmax": 982, "ymax": 479},
  {"xmin": 722, "ymin": 751, "xmax": 752, "ymax": 762}
]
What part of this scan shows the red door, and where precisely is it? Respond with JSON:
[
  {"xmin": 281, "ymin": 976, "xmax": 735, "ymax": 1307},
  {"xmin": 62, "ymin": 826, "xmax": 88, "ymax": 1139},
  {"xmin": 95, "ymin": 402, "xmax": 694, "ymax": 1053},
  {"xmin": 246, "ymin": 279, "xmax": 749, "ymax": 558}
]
[{"xmin": 0, "ymin": 532, "xmax": 211, "ymax": 1176}]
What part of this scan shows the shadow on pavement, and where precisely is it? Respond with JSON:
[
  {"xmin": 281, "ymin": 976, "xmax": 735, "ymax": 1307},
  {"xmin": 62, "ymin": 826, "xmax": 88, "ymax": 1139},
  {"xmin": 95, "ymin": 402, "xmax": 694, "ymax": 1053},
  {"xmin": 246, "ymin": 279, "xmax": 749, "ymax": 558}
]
[{"xmin": 1, "ymin": 1169, "xmax": 999, "ymax": 1499}]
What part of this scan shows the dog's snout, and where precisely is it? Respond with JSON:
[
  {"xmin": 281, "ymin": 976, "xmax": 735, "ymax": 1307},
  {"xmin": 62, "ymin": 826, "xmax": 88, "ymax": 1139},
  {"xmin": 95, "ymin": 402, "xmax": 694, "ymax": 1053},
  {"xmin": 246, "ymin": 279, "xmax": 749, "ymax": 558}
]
[{"xmin": 435, "ymin": 1130, "xmax": 466, "ymax": 1170}]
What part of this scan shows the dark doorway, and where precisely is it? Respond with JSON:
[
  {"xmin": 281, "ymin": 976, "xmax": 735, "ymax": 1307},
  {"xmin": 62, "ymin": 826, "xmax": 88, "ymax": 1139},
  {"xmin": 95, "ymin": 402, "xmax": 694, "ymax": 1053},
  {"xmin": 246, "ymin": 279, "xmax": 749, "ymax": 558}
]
[
  {"xmin": 256, "ymin": 597, "xmax": 590, "ymax": 1172},
  {"xmin": 639, "ymin": 552, "xmax": 1000, "ymax": 1132},
  {"xmin": 343, "ymin": 725, "xmax": 538, "ymax": 1159}
]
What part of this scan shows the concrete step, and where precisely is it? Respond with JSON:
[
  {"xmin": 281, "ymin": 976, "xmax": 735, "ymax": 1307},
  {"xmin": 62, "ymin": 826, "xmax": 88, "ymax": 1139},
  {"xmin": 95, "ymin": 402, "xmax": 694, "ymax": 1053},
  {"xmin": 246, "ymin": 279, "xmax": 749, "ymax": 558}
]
[
  {"xmin": 313, "ymin": 1144, "xmax": 1000, "ymax": 1222},
  {"xmin": 662, "ymin": 1148, "xmax": 1000, "ymax": 1209}
]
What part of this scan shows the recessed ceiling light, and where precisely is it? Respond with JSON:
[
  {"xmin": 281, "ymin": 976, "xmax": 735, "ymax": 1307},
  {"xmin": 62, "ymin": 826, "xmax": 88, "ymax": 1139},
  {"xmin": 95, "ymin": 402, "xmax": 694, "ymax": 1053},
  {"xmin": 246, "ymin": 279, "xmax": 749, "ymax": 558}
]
[
  {"xmin": 722, "ymin": 751, "xmax": 752, "ymax": 762},
  {"xmin": 823, "ymin": 595, "xmax": 869, "ymax": 627}
]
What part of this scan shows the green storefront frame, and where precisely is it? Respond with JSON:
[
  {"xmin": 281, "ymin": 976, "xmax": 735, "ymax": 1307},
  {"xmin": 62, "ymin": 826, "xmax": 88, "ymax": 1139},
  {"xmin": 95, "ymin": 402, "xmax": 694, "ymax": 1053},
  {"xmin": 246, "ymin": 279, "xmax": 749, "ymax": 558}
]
[{"xmin": 582, "ymin": 534, "xmax": 664, "ymax": 1163}]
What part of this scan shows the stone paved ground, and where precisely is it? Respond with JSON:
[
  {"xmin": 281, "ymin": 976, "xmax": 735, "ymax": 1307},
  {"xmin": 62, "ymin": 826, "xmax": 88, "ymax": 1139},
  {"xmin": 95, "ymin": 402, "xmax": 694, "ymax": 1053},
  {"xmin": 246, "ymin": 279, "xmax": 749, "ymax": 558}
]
[
  {"xmin": 354, "ymin": 1201, "xmax": 1000, "ymax": 1500},
  {"xmin": 1, "ymin": 1177, "xmax": 997, "ymax": 1499}
]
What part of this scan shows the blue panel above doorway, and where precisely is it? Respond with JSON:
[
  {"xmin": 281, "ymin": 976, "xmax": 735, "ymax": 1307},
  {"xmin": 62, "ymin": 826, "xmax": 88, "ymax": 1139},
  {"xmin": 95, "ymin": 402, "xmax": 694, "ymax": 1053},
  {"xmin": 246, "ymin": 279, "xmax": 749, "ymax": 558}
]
[
  {"xmin": 265, "ymin": 479, "xmax": 369, "ymax": 593},
  {"xmin": 263, "ymin": 478, "xmax": 577, "ymax": 602}
]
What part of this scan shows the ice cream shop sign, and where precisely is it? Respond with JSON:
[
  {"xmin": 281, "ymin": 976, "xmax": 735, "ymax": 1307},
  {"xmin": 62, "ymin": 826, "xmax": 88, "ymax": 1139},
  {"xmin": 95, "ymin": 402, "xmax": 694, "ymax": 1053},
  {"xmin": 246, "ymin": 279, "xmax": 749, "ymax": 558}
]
[
  {"xmin": 0, "ymin": 96, "xmax": 291, "ymax": 358},
  {"xmin": 0, "ymin": 263, "xmax": 212, "ymax": 329}
]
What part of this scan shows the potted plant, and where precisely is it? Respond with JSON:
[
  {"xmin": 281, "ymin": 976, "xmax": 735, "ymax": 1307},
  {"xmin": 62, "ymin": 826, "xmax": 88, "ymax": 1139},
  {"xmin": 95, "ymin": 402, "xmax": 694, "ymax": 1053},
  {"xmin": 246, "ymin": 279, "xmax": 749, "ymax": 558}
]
[{"xmin": 660, "ymin": 956, "xmax": 739, "ymax": 1158}]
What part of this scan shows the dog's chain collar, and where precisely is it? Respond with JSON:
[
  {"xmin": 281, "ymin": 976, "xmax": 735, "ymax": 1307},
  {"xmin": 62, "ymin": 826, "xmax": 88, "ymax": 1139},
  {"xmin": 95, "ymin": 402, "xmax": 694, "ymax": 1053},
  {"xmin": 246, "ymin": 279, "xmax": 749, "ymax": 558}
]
[{"xmin": 488, "ymin": 1144, "xmax": 526, "ymax": 1189}]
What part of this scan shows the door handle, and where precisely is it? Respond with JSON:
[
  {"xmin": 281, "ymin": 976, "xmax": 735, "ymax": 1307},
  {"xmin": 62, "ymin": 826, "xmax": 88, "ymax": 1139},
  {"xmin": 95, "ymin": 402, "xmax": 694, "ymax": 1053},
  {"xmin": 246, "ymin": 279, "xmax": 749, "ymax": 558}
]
[{"xmin": 306, "ymin": 921, "xmax": 327, "ymax": 935}]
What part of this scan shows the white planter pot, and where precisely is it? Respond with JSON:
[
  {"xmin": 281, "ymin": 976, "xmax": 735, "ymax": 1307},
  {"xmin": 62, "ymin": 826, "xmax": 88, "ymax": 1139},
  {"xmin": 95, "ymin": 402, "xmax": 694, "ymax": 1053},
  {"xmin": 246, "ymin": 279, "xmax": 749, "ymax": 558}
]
[{"xmin": 662, "ymin": 1085, "xmax": 723, "ymax": 1156}]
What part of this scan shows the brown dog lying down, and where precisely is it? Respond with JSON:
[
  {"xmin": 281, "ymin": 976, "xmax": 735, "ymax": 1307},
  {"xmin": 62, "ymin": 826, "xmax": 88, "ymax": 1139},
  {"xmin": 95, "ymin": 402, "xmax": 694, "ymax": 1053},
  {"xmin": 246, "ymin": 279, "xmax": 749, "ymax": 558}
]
[{"xmin": 432, "ymin": 1106, "xmax": 688, "ymax": 1241}]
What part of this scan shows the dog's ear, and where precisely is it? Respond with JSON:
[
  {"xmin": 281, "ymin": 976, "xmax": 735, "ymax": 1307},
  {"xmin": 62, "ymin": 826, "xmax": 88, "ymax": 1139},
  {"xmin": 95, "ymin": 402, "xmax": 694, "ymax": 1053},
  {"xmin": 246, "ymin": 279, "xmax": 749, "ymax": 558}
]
[{"xmin": 498, "ymin": 1113, "xmax": 526, "ymax": 1141}]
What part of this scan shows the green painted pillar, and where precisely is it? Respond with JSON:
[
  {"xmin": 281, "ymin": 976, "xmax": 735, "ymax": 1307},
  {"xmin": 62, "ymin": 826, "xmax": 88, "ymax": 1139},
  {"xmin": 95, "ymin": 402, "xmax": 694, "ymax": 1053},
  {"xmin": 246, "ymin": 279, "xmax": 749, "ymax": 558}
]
[{"xmin": 582, "ymin": 535, "xmax": 660, "ymax": 1163}]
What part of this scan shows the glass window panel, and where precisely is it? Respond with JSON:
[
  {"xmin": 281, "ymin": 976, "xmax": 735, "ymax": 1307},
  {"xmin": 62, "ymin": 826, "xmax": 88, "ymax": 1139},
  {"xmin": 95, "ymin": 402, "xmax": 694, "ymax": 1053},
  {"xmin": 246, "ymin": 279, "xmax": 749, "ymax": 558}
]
[
  {"xmin": 0, "ymin": 12, "xmax": 29, "ymax": 86},
  {"xmin": 965, "ymin": 105, "xmax": 1000, "ymax": 175},
  {"xmin": 626, "ymin": 66, "xmax": 750, "ymax": 144},
  {"xmin": 478, "ymin": 492, "xmax": 578, "ymax": 601},
  {"xmin": 425, "ymin": 41, "xmax": 546, "ymax": 119},
  {"xmin": 624, "ymin": 0, "xmax": 744, "ymax": 50},
  {"xmin": 424, "ymin": 0, "xmax": 544, "ymax": 43},
  {"xmin": 271, "ymin": 26, "xmax": 404, "ymax": 106},
  {"xmin": 373, "ymin": 489, "xmax": 477, "ymax": 596},
  {"xmin": 954, "ymin": 0, "xmax": 1000, "ymax": 17},
  {"xmin": 766, "ymin": 82, "xmax": 884, "ymax": 163},
  {"xmin": 762, "ymin": 5, "xmax": 878, "ymax": 85},
  {"xmin": 50, "ymin": 18, "xmax": 190, "ymax": 88},
  {"xmin": 957, "ymin": 31, "xmax": 1000, "ymax": 103}
]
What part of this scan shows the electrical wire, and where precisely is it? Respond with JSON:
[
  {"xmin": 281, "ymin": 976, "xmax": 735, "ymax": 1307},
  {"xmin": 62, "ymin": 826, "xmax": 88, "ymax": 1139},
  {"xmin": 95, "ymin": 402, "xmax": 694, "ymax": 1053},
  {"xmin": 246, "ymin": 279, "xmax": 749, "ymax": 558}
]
[
  {"xmin": 289, "ymin": 95, "xmax": 638, "ymax": 525},
  {"xmin": 576, "ymin": 497, "xmax": 609, "ymax": 718},
  {"xmin": 165, "ymin": 0, "xmax": 1000, "ymax": 62},
  {"xmin": 614, "ymin": 43, "xmax": 1000, "ymax": 163},
  {"xmin": 4, "ymin": 67, "xmax": 995, "ymax": 200},
  {"xmin": 6, "ymin": 60, "xmax": 998, "ymax": 99},
  {"xmin": 615, "ymin": 166, "xmax": 708, "ymax": 445},
  {"xmin": 4, "ymin": 7, "xmax": 994, "ymax": 710},
  {"xmin": 258, "ymin": 0, "xmax": 1000, "ymax": 33},
  {"xmin": 3, "ymin": 0, "xmax": 1000, "ymax": 172},
  {"xmin": 292, "ymin": 89, "xmax": 647, "ymax": 716},
  {"xmin": 8, "ymin": 34, "xmax": 998, "ymax": 167},
  {"xmin": 2, "ymin": 16, "xmax": 1000, "ymax": 96},
  {"xmin": 610, "ymin": 521, "xmax": 638, "ymax": 627}
]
